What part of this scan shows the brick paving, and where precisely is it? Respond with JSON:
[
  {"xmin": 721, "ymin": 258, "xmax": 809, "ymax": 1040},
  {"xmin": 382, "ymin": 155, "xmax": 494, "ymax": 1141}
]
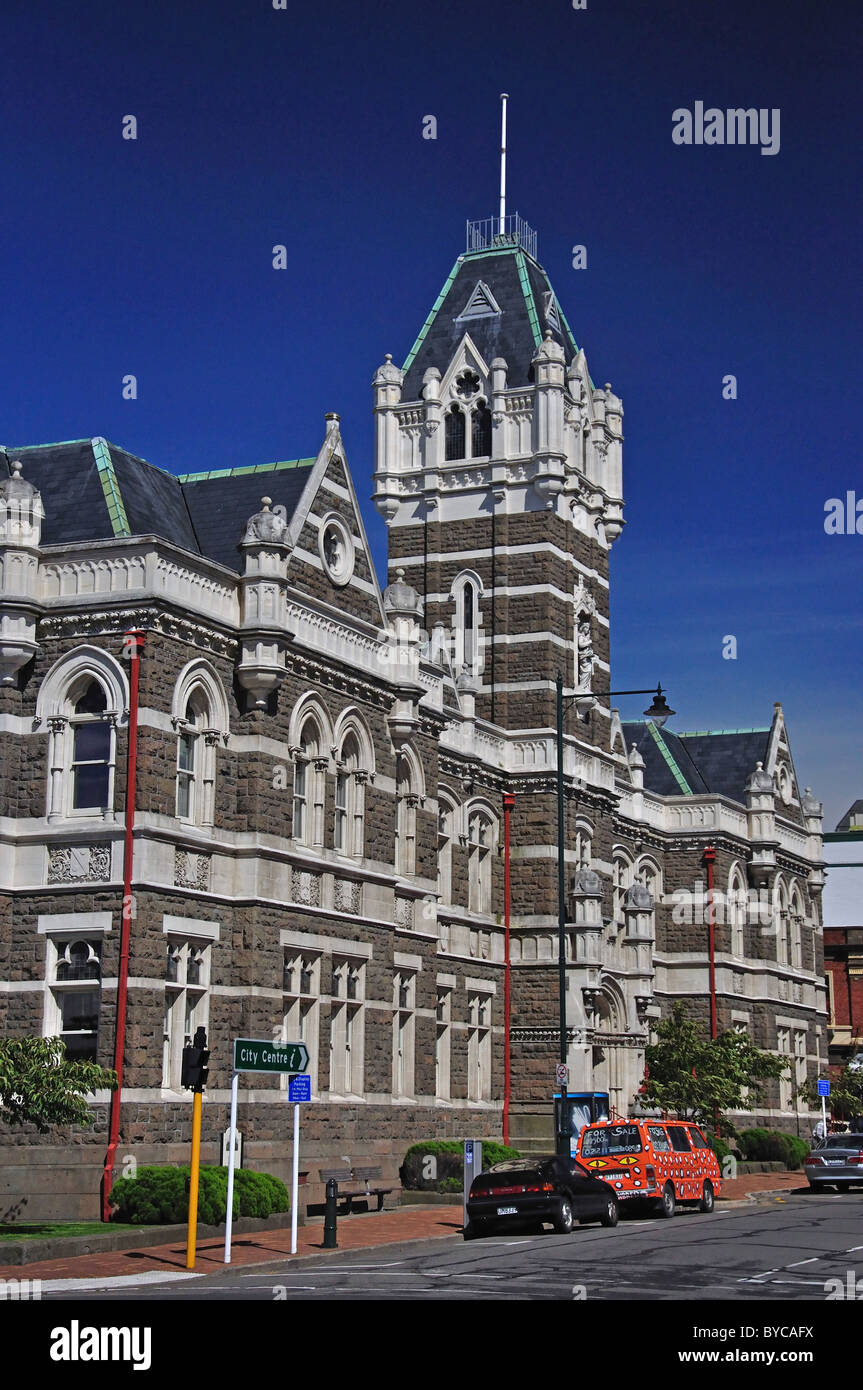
[{"xmin": 0, "ymin": 1176, "xmax": 810, "ymax": 1284}]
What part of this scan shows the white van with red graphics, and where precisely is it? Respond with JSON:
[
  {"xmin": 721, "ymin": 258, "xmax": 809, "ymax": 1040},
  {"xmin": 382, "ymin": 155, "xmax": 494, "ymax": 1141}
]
[{"xmin": 576, "ymin": 1119, "xmax": 722, "ymax": 1217}]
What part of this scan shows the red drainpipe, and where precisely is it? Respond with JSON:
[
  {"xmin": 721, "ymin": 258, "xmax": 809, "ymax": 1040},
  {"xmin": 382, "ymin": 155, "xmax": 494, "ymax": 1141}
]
[
  {"xmin": 703, "ymin": 844, "xmax": 717, "ymax": 1039},
  {"xmin": 703, "ymin": 843, "xmax": 720, "ymax": 1140},
  {"xmin": 102, "ymin": 629, "xmax": 145, "ymax": 1220},
  {"xmin": 503, "ymin": 792, "xmax": 515, "ymax": 1146}
]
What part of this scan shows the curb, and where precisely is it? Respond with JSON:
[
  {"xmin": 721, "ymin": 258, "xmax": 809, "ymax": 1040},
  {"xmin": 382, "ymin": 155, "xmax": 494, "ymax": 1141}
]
[{"xmin": 0, "ymin": 1211, "xmax": 300, "ymax": 1268}]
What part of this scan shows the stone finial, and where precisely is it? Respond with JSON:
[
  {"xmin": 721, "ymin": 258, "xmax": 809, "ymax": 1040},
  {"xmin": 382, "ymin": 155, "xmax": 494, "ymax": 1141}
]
[
  {"xmin": 533, "ymin": 328, "xmax": 565, "ymax": 363},
  {"xmin": 801, "ymin": 787, "xmax": 823, "ymax": 818},
  {"xmin": 373, "ymin": 353, "xmax": 404, "ymax": 388},
  {"xmin": 242, "ymin": 496, "xmax": 288, "ymax": 545},
  {"xmin": 746, "ymin": 761, "xmax": 774, "ymax": 795},
  {"xmin": 383, "ymin": 566, "xmax": 423, "ymax": 619}
]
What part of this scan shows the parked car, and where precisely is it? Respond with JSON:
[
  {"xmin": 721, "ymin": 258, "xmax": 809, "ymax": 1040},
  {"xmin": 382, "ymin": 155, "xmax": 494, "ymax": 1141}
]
[
  {"xmin": 805, "ymin": 1133, "xmax": 863, "ymax": 1189},
  {"xmin": 576, "ymin": 1119, "xmax": 722, "ymax": 1217},
  {"xmin": 464, "ymin": 1155, "xmax": 619, "ymax": 1239}
]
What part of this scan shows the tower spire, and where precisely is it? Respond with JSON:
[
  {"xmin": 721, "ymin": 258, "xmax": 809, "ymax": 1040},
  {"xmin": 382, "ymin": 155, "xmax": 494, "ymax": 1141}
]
[{"xmin": 499, "ymin": 93, "xmax": 508, "ymax": 234}]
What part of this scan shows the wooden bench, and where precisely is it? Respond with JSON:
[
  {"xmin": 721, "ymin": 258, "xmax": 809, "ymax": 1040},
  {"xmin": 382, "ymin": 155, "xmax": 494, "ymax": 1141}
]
[{"xmin": 319, "ymin": 1165, "xmax": 395, "ymax": 1213}]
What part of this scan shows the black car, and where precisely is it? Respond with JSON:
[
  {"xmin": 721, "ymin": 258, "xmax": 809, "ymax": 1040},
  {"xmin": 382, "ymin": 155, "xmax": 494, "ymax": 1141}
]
[{"xmin": 464, "ymin": 1154, "xmax": 619, "ymax": 1239}]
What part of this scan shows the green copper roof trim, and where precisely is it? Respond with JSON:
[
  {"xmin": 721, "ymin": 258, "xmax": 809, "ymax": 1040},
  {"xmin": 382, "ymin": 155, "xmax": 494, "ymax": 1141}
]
[
  {"xmin": 515, "ymin": 250, "xmax": 542, "ymax": 349},
  {"xmin": 647, "ymin": 721, "xmax": 693, "ymax": 795},
  {"xmin": 401, "ymin": 257, "xmax": 463, "ymax": 375},
  {"xmin": 91, "ymin": 438, "xmax": 131, "ymax": 538},
  {"xmin": 677, "ymin": 728, "xmax": 771, "ymax": 737},
  {"xmin": 177, "ymin": 457, "xmax": 314, "ymax": 483}
]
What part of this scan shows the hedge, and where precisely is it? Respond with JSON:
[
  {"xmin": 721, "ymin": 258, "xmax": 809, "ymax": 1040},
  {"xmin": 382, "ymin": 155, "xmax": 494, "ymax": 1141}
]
[
  {"xmin": 738, "ymin": 1129, "xmax": 810, "ymax": 1170},
  {"xmin": 400, "ymin": 1140, "xmax": 520, "ymax": 1193},
  {"xmin": 108, "ymin": 1164, "xmax": 290, "ymax": 1225}
]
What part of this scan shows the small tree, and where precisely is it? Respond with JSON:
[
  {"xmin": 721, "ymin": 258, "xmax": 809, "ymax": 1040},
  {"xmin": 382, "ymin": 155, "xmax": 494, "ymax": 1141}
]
[
  {"xmin": 797, "ymin": 1061, "xmax": 863, "ymax": 1121},
  {"xmin": 642, "ymin": 1002, "xmax": 788, "ymax": 1132},
  {"xmin": 0, "ymin": 1036, "xmax": 117, "ymax": 1132}
]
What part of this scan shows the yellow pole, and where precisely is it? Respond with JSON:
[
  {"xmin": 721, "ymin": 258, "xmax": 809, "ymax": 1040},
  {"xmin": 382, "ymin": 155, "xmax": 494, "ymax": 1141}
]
[{"xmin": 186, "ymin": 1089, "xmax": 202, "ymax": 1270}]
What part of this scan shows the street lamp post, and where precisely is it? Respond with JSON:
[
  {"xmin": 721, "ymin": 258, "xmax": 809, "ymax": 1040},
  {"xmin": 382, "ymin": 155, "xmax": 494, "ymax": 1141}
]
[{"xmin": 554, "ymin": 675, "xmax": 674, "ymax": 1154}]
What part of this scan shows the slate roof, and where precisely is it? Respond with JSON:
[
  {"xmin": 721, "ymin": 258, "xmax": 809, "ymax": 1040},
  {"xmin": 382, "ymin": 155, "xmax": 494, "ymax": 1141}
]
[
  {"xmin": 0, "ymin": 440, "xmax": 314, "ymax": 575},
  {"xmin": 401, "ymin": 245, "xmax": 579, "ymax": 400},
  {"xmin": 836, "ymin": 800, "xmax": 863, "ymax": 832},
  {"xmin": 622, "ymin": 721, "xmax": 772, "ymax": 805}
]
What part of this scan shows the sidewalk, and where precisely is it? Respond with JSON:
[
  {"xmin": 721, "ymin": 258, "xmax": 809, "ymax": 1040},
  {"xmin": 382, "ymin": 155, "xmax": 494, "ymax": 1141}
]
[
  {"xmin": 0, "ymin": 1206, "xmax": 465, "ymax": 1284},
  {"xmin": 0, "ymin": 1175, "xmax": 809, "ymax": 1285}
]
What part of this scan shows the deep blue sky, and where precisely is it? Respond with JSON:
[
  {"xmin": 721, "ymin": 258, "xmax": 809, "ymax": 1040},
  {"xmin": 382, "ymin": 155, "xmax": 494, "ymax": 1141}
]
[{"xmin": 2, "ymin": 0, "xmax": 860, "ymax": 827}]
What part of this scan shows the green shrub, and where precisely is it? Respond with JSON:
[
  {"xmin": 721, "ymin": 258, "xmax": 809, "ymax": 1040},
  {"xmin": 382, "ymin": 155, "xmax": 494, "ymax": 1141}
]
[
  {"xmin": 400, "ymin": 1140, "xmax": 520, "ymax": 1193},
  {"xmin": 108, "ymin": 1165, "xmax": 290, "ymax": 1224},
  {"xmin": 739, "ymin": 1129, "xmax": 809, "ymax": 1170}
]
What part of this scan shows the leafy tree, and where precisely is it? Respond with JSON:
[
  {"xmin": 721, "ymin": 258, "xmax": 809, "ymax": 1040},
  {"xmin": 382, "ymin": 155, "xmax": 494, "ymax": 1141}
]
[
  {"xmin": 797, "ymin": 1061, "xmax": 863, "ymax": 1120},
  {"xmin": 0, "ymin": 1036, "xmax": 116, "ymax": 1132},
  {"xmin": 642, "ymin": 1002, "xmax": 788, "ymax": 1131}
]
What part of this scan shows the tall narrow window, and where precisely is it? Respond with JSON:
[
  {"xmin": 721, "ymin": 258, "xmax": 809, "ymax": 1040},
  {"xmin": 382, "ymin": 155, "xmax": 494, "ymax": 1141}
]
[
  {"xmin": 330, "ymin": 957, "xmax": 365, "ymax": 1096},
  {"xmin": 612, "ymin": 853, "xmax": 632, "ymax": 922},
  {"xmin": 471, "ymin": 403, "xmax": 492, "ymax": 457},
  {"xmin": 396, "ymin": 753, "xmax": 419, "ymax": 878},
  {"xmin": 468, "ymin": 992, "xmax": 492, "ymax": 1101},
  {"xmin": 163, "ymin": 938, "xmax": 210, "ymax": 1088},
  {"xmin": 49, "ymin": 938, "xmax": 103, "ymax": 1061},
  {"xmin": 435, "ymin": 986, "xmax": 452, "ymax": 1100},
  {"xmin": 445, "ymin": 404, "xmax": 466, "ymax": 461},
  {"xmin": 333, "ymin": 732, "xmax": 364, "ymax": 857},
  {"xmin": 392, "ymin": 970, "xmax": 416, "ymax": 1098},
  {"xmin": 283, "ymin": 951, "xmax": 320, "ymax": 1096},
  {"xmin": 437, "ymin": 799, "xmax": 455, "ymax": 903},
  {"xmin": 729, "ymin": 865, "xmax": 747, "ymax": 958},
  {"xmin": 293, "ymin": 718, "xmax": 323, "ymax": 847},
  {"xmin": 71, "ymin": 681, "xmax": 111, "ymax": 811},
  {"xmin": 334, "ymin": 770, "xmax": 348, "ymax": 851},
  {"xmin": 468, "ymin": 810, "xmax": 494, "ymax": 914},
  {"xmin": 175, "ymin": 698, "xmax": 208, "ymax": 821}
]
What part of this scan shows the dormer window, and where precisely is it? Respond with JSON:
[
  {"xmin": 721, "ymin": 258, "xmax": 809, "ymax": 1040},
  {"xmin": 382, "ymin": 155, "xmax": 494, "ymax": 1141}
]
[
  {"xmin": 444, "ymin": 393, "xmax": 491, "ymax": 462},
  {"xmin": 471, "ymin": 403, "xmax": 491, "ymax": 457}
]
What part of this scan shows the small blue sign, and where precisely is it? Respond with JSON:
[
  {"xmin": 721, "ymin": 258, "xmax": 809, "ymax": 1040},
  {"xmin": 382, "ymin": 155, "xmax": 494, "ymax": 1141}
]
[
  {"xmin": 817, "ymin": 1079, "xmax": 830, "ymax": 1098},
  {"xmin": 288, "ymin": 1074, "xmax": 311, "ymax": 1102}
]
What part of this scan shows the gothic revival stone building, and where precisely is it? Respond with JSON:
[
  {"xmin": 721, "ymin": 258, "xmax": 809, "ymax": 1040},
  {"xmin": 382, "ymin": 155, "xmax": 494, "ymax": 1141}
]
[{"xmin": 0, "ymin": 218, "xmax": 826, "ymax": 1218}]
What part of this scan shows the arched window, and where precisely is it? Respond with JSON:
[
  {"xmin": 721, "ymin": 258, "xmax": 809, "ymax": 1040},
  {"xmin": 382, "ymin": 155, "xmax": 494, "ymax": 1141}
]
[
  {"xmin": 70, "ymin": 680, "xmax": 112, "ymax": 811},
  {"xmin": 437, "ymin": 793, "xmax": 457, "ymax": 904},
  {"xmin": 175, "ymin": 694, "xmax": 213, "ymax": 823},
  {"xmin": 775, "ymin": 878, "xmax": 790, "ymax": 966},
  {"xmin": 450, "ymin": 571, "xmax": 483, "ymax": 680},
  {"xmin": 396, "ymin": 751, "xmax": 423, "ymax": 878},
  {"xmin": 171, "ymin": 661, "xmax": 228, "ymax": 827},
  {"xmin": 293, "ymin": 718, "xmax": 325, "ymax": 847},
  {"xmin": 637, "ymin": 858, "xmax": 661, "ymax": 904},
  {"xmin": 729, "ymin": 864, "xmax": 747, "ymax": 959},
  {"xmin": 612, "ymin": 851, "xmax": 633, "ymax": 921},
  {"xmin": 789, "ymin": 884, "xmax": 805, "ymax": 969},
  {"xmin": 467, "ymin": 807, "xmax": 496, "ymax": 914},
  {"xmin": 334, "ymin": 732, "xmax": 364, "ymax": 857},
  {"xmin": 37, "ymin": 646, "xmax": 127, "ymax": 821},
  {"xmin": 471, "ymin": 402, "xmax": 492, "ymax": 457},
  {"xmin": 445, "ymin": 404, "xmax": 466, "ymax": 461}
]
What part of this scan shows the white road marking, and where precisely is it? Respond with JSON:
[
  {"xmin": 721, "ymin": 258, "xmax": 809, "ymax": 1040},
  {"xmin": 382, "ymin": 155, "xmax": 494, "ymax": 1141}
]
[
  {"xmin": 787, "ymin": 1257, "xmax": 819, "ymax": 1267},
  {"xmin": 41, "ymin": 1271, "xmax": 199, "ymax": 1293}
]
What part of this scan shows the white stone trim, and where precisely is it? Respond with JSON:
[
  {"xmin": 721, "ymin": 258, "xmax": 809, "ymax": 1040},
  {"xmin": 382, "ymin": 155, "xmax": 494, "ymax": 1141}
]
[
  {"xmin": 163, "ymin": 914, "xmax": 220, "ymax": 941},
  {"xmin": 464, "ymin": 976, "xmax": 496, "ymax": 994},
  {"xmin": 37, "ymin": 911, "xmax": 113, "ymax": 934},
  {"xmin": 394, "ymin": 951, "xmax": 423, "ymax": 971},
  {"xmin": 279, "ymin": 928, "xmax": 373, "ymax": 958}
]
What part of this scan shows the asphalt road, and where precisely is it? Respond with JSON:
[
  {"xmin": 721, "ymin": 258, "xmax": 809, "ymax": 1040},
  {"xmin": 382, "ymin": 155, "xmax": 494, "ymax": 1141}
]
[{"xmin": 41, "ymin": 1191, "xmax": 863, "ymax": 1301}]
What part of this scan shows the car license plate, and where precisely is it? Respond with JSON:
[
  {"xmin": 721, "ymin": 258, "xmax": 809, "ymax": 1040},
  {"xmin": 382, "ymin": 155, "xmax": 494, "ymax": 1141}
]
[
  {"xmin": 824, "ymin": 1159, "xmax": 843, "ymax": 1165},
  {"xmin": 496, "ymin": 1205, "xmax": 518, "ymax": 1216}
]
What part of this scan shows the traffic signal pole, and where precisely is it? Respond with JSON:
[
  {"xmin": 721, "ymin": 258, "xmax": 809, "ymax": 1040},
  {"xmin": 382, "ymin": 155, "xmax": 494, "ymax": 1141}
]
[{"xmin": 186, "ymin": 1088, "xmax": 203, "ymax": 1269}]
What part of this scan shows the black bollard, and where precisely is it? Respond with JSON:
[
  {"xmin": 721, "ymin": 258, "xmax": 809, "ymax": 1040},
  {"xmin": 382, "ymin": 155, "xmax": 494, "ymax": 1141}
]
[{"xmin": 323, "ymin": 1178, "xmax": 338, "ymax": 1248}]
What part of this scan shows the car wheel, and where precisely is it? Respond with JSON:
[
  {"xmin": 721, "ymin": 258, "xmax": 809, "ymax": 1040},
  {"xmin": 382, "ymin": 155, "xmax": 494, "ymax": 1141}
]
[
  {"xmin": 699, "ymin": 1181, "xmax": 715, "ymax": 1214},
  {"xmin": 656, "ymin": 1182, "xmax": 676, "ymax": 1218},
  {"xmin": 463, "ymin": 1221, "xmax": 480, "ymax": 1240},
  {"xmin": 600, "ymin": 1194, "xmax": 619, "ymax": 1228},
  {"xmin": 553, "ymin": 1198, "xmax": 574, "ymax": 1234}
]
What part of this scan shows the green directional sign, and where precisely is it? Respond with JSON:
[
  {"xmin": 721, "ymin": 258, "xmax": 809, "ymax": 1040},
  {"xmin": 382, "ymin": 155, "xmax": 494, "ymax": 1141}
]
[{"xmin": 233, "ymin": 1038, "xmax": 309, "ymax": 1074}]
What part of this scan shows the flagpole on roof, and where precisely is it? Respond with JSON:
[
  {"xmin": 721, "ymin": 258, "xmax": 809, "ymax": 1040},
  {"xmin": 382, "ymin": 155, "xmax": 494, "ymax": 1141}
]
[{"xmin": 499, "ymin": 93, "xmax": 508, "ymax": 235}]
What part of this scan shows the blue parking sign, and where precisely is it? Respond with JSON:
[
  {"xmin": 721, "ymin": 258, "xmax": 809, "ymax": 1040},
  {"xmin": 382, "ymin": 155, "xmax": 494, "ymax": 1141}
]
[
  {"xmin": 817, "ymin": 1079, "xmax": 830, "ymax": 1097},
  {"xmin": 288, "ymin": 1074, "xmax": 311, "ymax": 1102}
]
